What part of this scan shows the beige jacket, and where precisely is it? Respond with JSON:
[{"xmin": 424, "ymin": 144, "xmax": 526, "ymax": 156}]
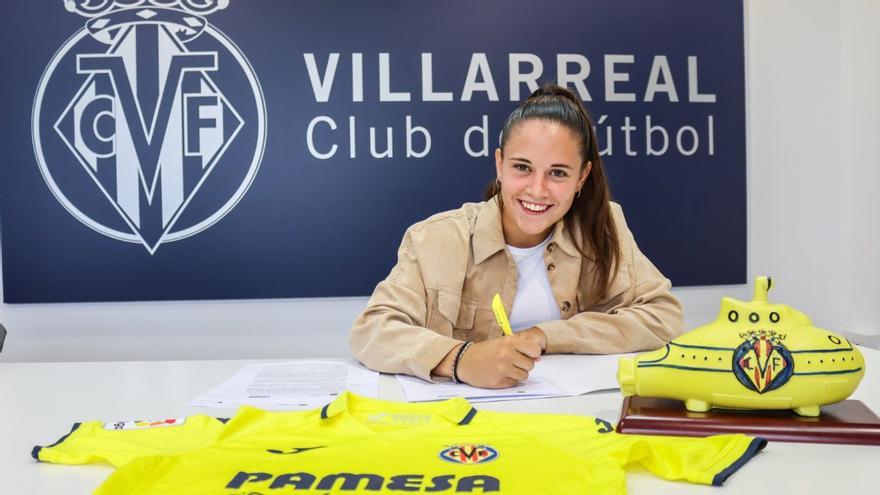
[{"xmin": 351, "ymin": 200, "xmax": 684, "ymax": 381}]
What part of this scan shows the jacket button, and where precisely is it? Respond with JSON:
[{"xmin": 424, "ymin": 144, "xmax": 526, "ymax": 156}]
[
  {"xmin": 561, "ymin": 301, "xmax": 571, "ymax": 312},
  {"xmin": 547, "ymin": 263, "xmax": 556, "ymax": 272},
  {"xmin": 547, "ymin": 243, "xmax": 555, "ymax": 253}
]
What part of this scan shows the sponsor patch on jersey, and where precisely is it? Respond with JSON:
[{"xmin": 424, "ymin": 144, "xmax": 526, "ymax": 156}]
[
  {"xmin": 103, "ymin": 418, "xmax": 186, "ymax": 431},
  {"xmin": 439, "ymin": 445, "xmax": 499, "ymax": 465}
]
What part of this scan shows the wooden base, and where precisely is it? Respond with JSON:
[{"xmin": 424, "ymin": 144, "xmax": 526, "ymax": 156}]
[{"xmin": 616, "ymin": 396, "xmax": 880, "ymax": 445}]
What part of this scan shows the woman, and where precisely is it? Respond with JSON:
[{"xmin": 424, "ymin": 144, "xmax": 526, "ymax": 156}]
[{"xmin": 351, "ymin": 85, "xmax": 683, "ymax": 389}]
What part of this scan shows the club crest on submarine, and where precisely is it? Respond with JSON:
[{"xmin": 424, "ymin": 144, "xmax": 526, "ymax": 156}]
[{"xmin": 732, "ymin": 329, "xmax": 793, "ymax": 393}]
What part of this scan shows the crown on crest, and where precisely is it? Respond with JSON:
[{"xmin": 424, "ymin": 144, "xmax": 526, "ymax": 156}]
[
  {"xmin": 63, "ymin": 0, "xmax": 229, "ymax": 17},
  {"xmin": 738, "ymin": 329, "xmax": 787, "ymax": 343}
]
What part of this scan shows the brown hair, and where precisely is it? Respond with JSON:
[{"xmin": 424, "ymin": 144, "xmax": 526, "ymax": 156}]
[{"xmin": 485, "ymin": 84, "xmax": 621, "ymax": 299}]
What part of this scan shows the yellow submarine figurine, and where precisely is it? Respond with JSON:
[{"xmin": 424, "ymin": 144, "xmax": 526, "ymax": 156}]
[{"xmin": 618, "ymin": 276, "xmax": 865, "ymax": 417}]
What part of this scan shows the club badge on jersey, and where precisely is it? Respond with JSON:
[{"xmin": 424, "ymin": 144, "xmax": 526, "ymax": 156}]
[{"xmin": 438, "ymin": 445, "xmax": 499, "ymax": 465}]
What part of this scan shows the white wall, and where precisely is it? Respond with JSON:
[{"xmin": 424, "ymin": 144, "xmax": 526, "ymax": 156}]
[
  {"xmin": 745, "ymin": 0, "xmax": 845, "ymax": 327},
  {"xmin": 841, "ymin": 0, "xmax": 880, "ymax": 344},
  {"xmin": 1, "ymin": 0, "xmax": 877, "ymax": 362}
]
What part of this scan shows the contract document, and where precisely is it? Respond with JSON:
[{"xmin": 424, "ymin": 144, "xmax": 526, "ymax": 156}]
[
  {"xmin": 187, "ymin": 360, "xmax": 379, "ymax": 410},
  {"xmin": 398, "ymin": 353, "xmax": 629, "ymax": 402}
]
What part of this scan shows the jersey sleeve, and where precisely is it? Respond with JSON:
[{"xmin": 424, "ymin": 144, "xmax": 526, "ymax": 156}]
[
  {"xmin": 510, "ymin": 413, "xmax": 766, "ymax": 487},
  {"xmin": 32, "ymin": 415, "xmax": 226, "ymax": 467},
  {"xmin": 614, "ymin": 432, "xmax": 766, "ymax": 486}
]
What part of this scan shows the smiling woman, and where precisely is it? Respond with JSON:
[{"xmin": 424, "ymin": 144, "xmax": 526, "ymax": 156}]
[{"xmin": 350, "ymin": 85, "xmax": 684, "ymax": 389}]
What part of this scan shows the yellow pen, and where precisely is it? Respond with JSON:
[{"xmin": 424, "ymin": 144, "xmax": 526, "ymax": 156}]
[{"xmin": 491, "ymin": 293, "xmax": 513, "ymax": 336}]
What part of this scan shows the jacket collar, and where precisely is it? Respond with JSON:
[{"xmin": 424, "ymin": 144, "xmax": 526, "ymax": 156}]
[
  {"xmin": 472, "ymin": 200, "xmax": 581, "ymax": 265},
  {"xmin": 472, "ymin": 200, "xmax": 506, "ymax": 265}
]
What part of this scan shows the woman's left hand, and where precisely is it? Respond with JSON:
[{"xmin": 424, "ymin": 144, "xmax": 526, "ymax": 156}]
[{"xmin": 516, "ymin": 327, "xmax": 547, "ymax": 353}]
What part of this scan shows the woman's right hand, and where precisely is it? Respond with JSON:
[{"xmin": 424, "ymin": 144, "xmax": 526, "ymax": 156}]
[{"xmin": 456, "ymin": 335, "xmax": 543, "ymax": 389}]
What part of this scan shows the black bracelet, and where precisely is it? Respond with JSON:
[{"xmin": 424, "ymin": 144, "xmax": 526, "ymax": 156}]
[{"xmin": 451, "ymin": 341, "xmax": 473, "ymax": 384}]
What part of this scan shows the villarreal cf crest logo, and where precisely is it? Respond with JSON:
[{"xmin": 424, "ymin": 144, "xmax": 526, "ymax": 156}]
[
  {"xmin": 733, "ymin": 330, "xmax": 794, "ymax": 393},
  {"xmin": 33, "ymin": 0, "xmax": 266, "ymax": 254},
  {"xmin": 439, "ymin": 445, "xmax": 499, "ymax": 465}
]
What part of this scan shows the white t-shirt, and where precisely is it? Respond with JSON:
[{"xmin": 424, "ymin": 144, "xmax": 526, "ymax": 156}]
[{"xmin": 506, "ymin": 235, "xmax": 562, "ymax": 331}]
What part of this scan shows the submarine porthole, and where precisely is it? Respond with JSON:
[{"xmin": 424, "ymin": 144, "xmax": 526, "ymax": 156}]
[
  {"xmin": 770, "ymin": 312, "xmax": 780, "ymax": 323},
  {"xmin": 828, "ymin": 335, "xmax": 842, "ymax": 345},
  {"xmin": 808, "ymin": 360, "xmax": 812, "ymax": 364},
  {"xmin": 749, "ymin": 312, "xmax": 759, "ymax": 323},
  {"xmin": 820, "ymin": 360, "xmax": 824, "ymax": 364}
]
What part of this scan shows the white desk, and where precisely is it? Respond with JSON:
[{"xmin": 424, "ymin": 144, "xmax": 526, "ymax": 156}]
[{"xmin": 2, "ymin": 349, "xmax": 879, "ymax": 494}]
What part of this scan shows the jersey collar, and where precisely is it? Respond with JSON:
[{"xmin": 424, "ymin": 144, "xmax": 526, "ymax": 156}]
[{"xmin": 320, "ymin": 392, "xmax": 477, "ymax": 426}]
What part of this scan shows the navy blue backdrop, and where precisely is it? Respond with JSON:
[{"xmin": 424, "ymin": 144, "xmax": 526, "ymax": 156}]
[{"xmin": 0, "ymin": 0, "xmax": 745, "ymax": 303}]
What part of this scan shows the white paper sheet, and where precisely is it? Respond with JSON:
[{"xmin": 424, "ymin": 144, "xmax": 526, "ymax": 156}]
[
  {"xmin": 397, "ymin": 373, "xmax": 566, "ymax": 403},
  {"xmin": 187, "ymin": 360, "xmax": 379, "ymax": 410},
  {"xmin": 534, "ymin": 353, "xmax": 631, "ymax": 395},
  {"xmin": 397, "ymin": 353, "xmax": 631, "ymax": 402}
]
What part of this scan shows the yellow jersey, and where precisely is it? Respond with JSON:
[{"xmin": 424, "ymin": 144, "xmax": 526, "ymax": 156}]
[{"xmin": 34, "ymin": 392, "xmax": 765, "ymax": 494}]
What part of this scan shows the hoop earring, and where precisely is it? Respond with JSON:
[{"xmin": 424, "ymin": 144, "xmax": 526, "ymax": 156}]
[
  {"xmin": 575, "ymin": 188, "xmax": 582, "ymax": 199},
  {"xmin": 494, "ymin": 179, "xmax": 504, "ymax": 209}
]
